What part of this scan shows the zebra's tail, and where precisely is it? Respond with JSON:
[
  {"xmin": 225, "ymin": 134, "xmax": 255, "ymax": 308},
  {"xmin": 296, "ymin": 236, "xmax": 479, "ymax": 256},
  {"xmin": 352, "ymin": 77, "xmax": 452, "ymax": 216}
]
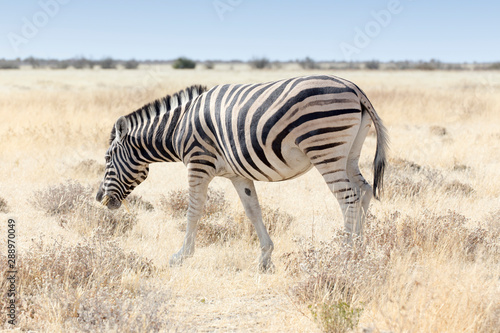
[{"xmin": 360, "ymin": 93, "xmax": 389, "ymax": 200}]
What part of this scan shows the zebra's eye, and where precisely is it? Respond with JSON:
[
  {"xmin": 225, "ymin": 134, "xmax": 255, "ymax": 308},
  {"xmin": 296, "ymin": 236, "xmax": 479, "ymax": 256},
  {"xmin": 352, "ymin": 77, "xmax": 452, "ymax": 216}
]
[{"xmin": 105, "ymin": 155, "xmax": 111, "ymax": 163}]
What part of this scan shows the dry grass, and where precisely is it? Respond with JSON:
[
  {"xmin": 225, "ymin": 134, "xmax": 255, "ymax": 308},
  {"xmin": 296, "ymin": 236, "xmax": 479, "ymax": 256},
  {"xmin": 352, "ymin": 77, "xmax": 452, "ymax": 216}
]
[
  {"xmin": 30, "ymin": 180, "xmax": 137, "ymax": 236},
  {"xmin": 0, "ymin": 235, "xmax": 162, "ymax": 331},
  {"xmin": 234, "ymin": 205, "xmax": 294, "ymax": 241},
  {"xmin": 127, "ymin": 195, "xmax": 155, "ymax": 212},
  {"xmin": 161, "ymin": 188, "xmax": 293, "ymax": 246},
  {"xmin": 382, "ymin": 157, "xmax": 476, "ymax": 200},
  {"xmin": 159, "ymin": 187, "xmax": 228, "ymax": 219},
  {"xmin": 287, "ymin": 210, "xmax": 499, "ymax": 332},
  {"xmin": 1, "ymin": 68, "xmax": 499, "ymax": 332}
]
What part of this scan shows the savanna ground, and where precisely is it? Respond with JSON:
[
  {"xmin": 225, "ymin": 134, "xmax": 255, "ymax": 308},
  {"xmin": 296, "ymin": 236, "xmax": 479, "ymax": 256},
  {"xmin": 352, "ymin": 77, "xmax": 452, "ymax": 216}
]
[{"xmin": 0, "ymin": 66, "xmax": 499, "ymax": 332}]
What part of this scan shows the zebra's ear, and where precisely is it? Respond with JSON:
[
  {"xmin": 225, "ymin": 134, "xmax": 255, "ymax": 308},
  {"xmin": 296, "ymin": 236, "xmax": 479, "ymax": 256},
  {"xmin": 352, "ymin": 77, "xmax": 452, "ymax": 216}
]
[{"xmin": 115, "ymin": 116, "xmax": 128, "ymax": 141}]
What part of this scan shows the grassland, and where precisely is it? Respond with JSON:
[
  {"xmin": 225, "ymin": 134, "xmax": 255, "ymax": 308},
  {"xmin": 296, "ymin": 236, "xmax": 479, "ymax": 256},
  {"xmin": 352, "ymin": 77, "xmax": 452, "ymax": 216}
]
[{"xmin": 0, "ymin": 66, "xmax": 499, "ymax": 332}]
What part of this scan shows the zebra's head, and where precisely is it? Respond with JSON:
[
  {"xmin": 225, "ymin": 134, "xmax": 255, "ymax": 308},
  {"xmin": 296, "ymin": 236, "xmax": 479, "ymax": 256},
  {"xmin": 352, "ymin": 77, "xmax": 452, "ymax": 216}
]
[{"xmin": 96, "ymin": 116, "xmax": 149, "ymax": 210}]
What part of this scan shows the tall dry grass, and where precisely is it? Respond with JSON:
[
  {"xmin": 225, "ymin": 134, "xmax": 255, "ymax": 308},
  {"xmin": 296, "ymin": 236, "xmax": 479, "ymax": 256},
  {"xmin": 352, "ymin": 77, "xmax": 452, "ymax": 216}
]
[{"xmin": 0, "ymin": 67, "xmax": 499, "ymax": 332}]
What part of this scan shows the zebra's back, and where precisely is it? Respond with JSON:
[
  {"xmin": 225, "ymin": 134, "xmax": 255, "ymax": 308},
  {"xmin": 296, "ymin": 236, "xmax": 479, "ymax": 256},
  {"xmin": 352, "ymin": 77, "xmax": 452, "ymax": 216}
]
[{"xmin": 182, "ymin": 75, "xmax": 365, "ymax": 182}]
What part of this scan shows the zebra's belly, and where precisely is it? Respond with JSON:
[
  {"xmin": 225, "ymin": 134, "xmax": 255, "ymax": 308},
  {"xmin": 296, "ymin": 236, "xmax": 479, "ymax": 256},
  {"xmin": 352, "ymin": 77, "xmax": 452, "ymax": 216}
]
[
  {"xmin": 217, "ymin": 145, "xmax": 313, "ymax": 182},
  {"xmin": 270, "ymin": 146, "xmax": 313, "ymax": 181}
]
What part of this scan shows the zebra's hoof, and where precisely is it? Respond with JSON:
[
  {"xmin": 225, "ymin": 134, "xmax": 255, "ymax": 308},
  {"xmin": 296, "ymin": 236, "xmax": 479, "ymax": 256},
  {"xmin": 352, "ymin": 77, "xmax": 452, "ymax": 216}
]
[
  {"xmin": 169, "ymin": 254, "xmax": 184, "ymax": 267},
  {"xmin": 259, "ymin": 260, "xmax": 275, "ymax": 274}
]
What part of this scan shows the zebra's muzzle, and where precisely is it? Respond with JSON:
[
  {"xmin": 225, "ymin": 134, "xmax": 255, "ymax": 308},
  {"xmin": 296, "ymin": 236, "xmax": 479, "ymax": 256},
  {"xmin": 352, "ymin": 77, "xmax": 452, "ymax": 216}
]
[
  {"xmin": 101, "ymin": 195, "xmax": 110, "ymax": 206},
  {"xmin": 100, "ymin": 195, "xmax": 122, "ymax": 210}
]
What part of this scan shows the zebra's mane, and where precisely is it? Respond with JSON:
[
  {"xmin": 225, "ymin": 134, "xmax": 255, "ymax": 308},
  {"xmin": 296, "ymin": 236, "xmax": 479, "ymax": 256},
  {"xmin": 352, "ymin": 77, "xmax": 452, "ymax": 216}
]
[{"xmin": 109, "ymin": 85, "xmax": 208, "ymax": 144}]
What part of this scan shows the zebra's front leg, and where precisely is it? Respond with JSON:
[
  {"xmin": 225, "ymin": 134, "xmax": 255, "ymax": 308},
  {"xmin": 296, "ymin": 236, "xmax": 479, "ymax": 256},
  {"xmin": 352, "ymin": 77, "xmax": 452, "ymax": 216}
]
[
  {"xmin": 169, "ymin": 172, "xmax": 212, "ymax": 267},
  {"xmin": 231, "ymin": 176, "xmax": 275, "ymax": 273}
]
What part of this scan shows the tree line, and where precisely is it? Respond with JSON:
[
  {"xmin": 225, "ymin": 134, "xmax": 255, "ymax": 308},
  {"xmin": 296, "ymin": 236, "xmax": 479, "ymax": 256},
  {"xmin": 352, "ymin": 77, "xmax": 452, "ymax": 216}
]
[{"xmin": 1, "ymin": 56, "xmax": 499, "ymax": 71}]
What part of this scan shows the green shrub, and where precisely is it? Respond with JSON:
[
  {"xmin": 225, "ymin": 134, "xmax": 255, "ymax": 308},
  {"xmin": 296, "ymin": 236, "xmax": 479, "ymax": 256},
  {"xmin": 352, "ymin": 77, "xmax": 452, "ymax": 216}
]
[
  {"xmin": 365, "ymin": 60, "xmax": 380, "ymax": 70},
  {"xmin": 309, "ymin": 301, "xmax": 363, "ymax": 333},
  {"xmin": 124, "ymin": 59, "xmax": 139, "ymax": 69},
  {"xmin": 172, "ymin": 57, "xmax": 196, "ymax": 69},
  {"xmin": 99, "ymin": 57, "xmax": 116, "ymax": 69},
  {"xmin": 249, "ymin": 57, "xmax": 271, "ymax": 69}
]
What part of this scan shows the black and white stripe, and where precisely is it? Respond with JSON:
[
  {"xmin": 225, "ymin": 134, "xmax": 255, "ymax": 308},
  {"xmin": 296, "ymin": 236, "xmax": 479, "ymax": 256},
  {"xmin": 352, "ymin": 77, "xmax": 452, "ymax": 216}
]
[{"xmin": 96, "ymin": 75, "xmax": 388, "ymax": 271}]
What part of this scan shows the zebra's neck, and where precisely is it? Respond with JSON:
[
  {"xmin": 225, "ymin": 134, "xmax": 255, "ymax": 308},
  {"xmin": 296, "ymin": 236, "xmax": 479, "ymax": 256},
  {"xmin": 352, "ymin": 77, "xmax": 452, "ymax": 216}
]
[{"xmin": 119, "ymin": 85, "xmax": 208, "ymax": 164}]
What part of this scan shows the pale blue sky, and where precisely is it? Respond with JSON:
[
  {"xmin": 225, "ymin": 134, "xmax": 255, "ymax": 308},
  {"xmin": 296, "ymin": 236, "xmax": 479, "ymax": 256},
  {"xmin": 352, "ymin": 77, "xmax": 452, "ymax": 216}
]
[{"xmin": 1, "ymin": 0, "xmax": 499, "ymax": 62}]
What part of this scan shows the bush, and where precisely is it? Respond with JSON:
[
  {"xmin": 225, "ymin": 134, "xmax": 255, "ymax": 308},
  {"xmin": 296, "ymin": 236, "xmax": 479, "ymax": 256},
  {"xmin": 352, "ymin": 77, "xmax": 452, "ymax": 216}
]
[
  {"xmin": 24, "ymin": 56, "xmax": 40, "ymax": 68},
  {"xmin": 0, "ymin": 59, "xmax": 20, "ymax": 69},
  {"xmin": 72, "ymin": 57, "xmax": 94, "ymax": 69},
  {"xmin": 383, "ymin": 157, "xmax": 475, "ymax": 199},
  {"xmin": 289, "ymin": 236, "xmax": 382, "ymax": 333},
  {"xmin": 487, "ymin": 62, "xmax": 500, "ymax": 70},
  {"xmin": 161, "ymin": 188, "xmax": 294, "ymax": 246},
  {"xmin": 127, "ymin": 194, "xmax": 154, "ymax": 211},
  {"xmin": 124, "ymin": 59, "xmax": 139, "ymax": 69},
  {"xmin": 365, "ymin": 60, "xmax": 380, "ymax": 70},
  {"xmin": 234, "ymin": 205, "xmax": 294, "ymax": 241},
  {"xmin": 205, "ymin": 61, "xmax": 215, "ymax": 69},
  {"xmin": 99, "ymin": 57, "xmax": 116, "ymax": 69},
  {"xmin": 0, "ymin": 236, "xmax": 164, "ymax": 331},
  {"xmin": 30, "ymin": 181, "xmax": 137, "ymax": 236},
  {"xmin": 178, "ymin": 217, "xmax": 240, "ymax": 247},
  {"xmin": 30, "ymin": 181, "xmax": 90, "ymax": 216},
  {"xmin": 249, "ymin": 57, "xmax": 271, "ymax": 69},
  {"xmin": 172, "ymin": 57, "xmax": 196, "ymax": 69},
  {"xmin": 286, "ymin": 208, "xmax": 500, "ymax": 332},
  {"xmin": 298, "ymin": 57, "xmax": 319, "ymax": 70},
  {"xmin": 309, "ymin": 301, "xmax": 363, "ymax": 333},
  {"xmin": 160, "ymin": 188, "xmax": 228, "ymax": 218}
]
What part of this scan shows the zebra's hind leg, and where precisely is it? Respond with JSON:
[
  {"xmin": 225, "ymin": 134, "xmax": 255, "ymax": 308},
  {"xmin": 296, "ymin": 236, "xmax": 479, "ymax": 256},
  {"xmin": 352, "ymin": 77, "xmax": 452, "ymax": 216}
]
[
  {"xmin": 231, "ymin": 176, "xmax": 275, "ymax": 273},
  {"xmin": 346, "ymin": 111, "xmax": 375, "ymax": 239},
  {"xmin": 309, "ymin": 153, "xmax": 363, "ymax": 242},
  {"xmin": 169, "ymin": 169, "xmax": 212, "ymax": 267}
]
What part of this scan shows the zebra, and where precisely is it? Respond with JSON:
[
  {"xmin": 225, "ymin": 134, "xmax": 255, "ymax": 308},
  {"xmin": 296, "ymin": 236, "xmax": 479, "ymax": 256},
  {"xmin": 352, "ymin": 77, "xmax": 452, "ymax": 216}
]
[{"xmin": 96, "ymin": 75, "xmax": 388, "ymax": 272}]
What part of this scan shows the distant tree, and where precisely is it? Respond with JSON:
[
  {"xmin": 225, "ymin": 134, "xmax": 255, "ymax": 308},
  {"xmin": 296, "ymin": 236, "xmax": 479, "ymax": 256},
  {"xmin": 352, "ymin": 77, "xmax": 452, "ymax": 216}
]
[
  {"xmin": 25, "ymin": 56, "xmax": 40, "ymax": 68},
  {"xmin": 415, "ymin": 61, "xmax": 436, "ymax": 71},
  {"xmin": 124, "ymin": 59, "xmax": 139, "ymax": 69},
  {"xmin": 0, "ymin": 59, "xmax": 20, "ymax": 69},
  {"xmin": 249, "ymin": 57, "xmax": 271, "ymax": 69},
  {"xmin": 99, "ymin": 57, "xmax": 116, "ymax": 69},
  {"xmin": 298, "ymin": 56, "xmax": 319, "ymax": 69},
  {"xmin": 73, "ymin": 57, "xmax": 95, "ymax": 69},
  {"xmin": 172, "ymin": 57, "xmax": 196, "ymax": 69},
  {"xmin": 365, "ymin": 60, "xmax": 380, "ymax": 70},
  {"xmin": 487, "ymin": 62, "xmax": 500, "ymax": 70}
]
